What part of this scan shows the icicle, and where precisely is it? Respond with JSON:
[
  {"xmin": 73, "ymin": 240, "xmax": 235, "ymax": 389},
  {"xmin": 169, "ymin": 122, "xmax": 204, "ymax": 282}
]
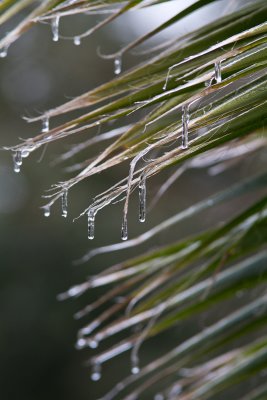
[
  {"xmin": 205, "ymin": 77, "xmax": 213, "ymax": 87},
  {"xmin": 168, "ymin": 383, "xmax": 182, "ymax": 398},
  {"xmin": 21, "ymin": 148, "xmax": 30, "ymax": 158},
  {"xmin": 121, "ymin": 215, "xmax": 128, "ymax": 241},
  {"xmin": 73, "ymin": 36, "xmax": 81, "ymax": 46},
  {"xmin": 138, "ymin": 173, "xmax": 146, "ymax": 223},
  {"xmin": 0, "ymin": 45, "xmax": 8, "ymax": 58},
  {"xmin": 214, "ymin": 60, "xmax": 222, "ymax": 83},
  {"xmin": 57, "ymin": 282, "xmax": 90, "ymax": 301},
  {"xmin": 154, "ymin": 394, "xmax": 164, "ymax": 400},
  {"xmin": 51, "ymin": 16, "xmax": 60, "ymax": 42},
  {"xmin": 163, "ymin": 67, "xmax": 172, "ymax": 91},
  {"xmin": 75, "ymin": 337, "xmax": 87, "ymax": 349},
  {"xmin": 181, "ymin": 104, "xmax": 189, "ymax": 149},
  {"xmin": 89, "ymin": 339, "xmax": 99, "ymax": 349},
  {"xmin": 114, "ymin": 56, "xmax": 122, "ymax": 75},
  {"xmin": 131, "ymin": 359, "xmax": 140, "ymax": 375},
  {"xmin": 13, "ymin": 150, "xmax": 22, "ymax": 173},
  {"xmin": 15, "ymin": 151, "xmax": 22, "ymax": 166},
  {"xmin": 42, "ymin": 116, "xmax": 49, "ymax": 133},
  {"xmin": 88, "ymin": 208, "xmax": 95, "ymax": 240},
  {"xmin": 91, "ymin": 363, "xmax": 102, "ymax": 381},
  {"xmin": 61, "ymin": 188, "xmax": 68, "ymax": 218},
  {"xmin": 43, "ymin": 205, "xmax": 50, "ymax": 217}
]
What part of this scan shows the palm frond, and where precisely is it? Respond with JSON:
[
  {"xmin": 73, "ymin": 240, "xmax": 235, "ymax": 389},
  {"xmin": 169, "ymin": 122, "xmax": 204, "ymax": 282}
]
[{"xmin": 2, "ymin": 0, "xmax": 267, "ymax": 398}]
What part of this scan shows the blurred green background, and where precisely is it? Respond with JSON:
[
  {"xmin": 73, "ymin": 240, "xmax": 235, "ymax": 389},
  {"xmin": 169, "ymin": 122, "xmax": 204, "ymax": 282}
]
[{"xmin": 0, "ymin": 1, "xmax": 266, "ymax": 399}]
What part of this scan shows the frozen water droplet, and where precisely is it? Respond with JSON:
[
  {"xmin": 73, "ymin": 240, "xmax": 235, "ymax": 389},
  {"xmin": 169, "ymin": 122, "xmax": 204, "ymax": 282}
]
[
  {"xmin": 138, "ymin": 174, "xmax": 146, "ymax": 223},
  {"xmin": 52, "ymin": 16, "xmax": 60, "ymax": 42},
  {"xmin": 169, "ymin": 383, "xmax": 182, "ymax": 397},
  {"xmin": 13, "ymin": 151, "xmax": 22, "ymax": 173},
  {"xmin": 205, "ymin": 77, "xmax": 213, "ymax": 87},
  {"xmin": 131, "ymin": 366, "xmax": 140, "ymax": 375},
  {"xmin": 154, "ymin": 394, "xmax": 164, "ymax": 400},
  {"xmin": 91, "ymin": 363, "xmax": 102, "ymax": 381},
  {"xmin": 163, "ymin": 67, "xmax": 172, "ymax": 91},
  {"xmin": 44, "ymin": 205, "xmax": 50, "ymax": 217},
  {"xmin": 42, "ymin": 116, "xmax": 49, "ymax": 133},
  {"xmin": 14, "ymin": 151, "xmax": 22, "ymax": 166},
  {"xmin": 88, "ymin": 208, "xmax": 95, "ymax": 240},
  {"xmin": 89, "ymin": 339, "xmax": 98, "ymax": 349},
  {"xmin": 215, "ymin": 61, "xmax": 222, "ymax": 83},
  {"xmin": 75, "ymin": 337, "xmax": 87, "ymax": 349},
  {"xmin": 181, "ymin": 104, "xmax": 189, "ymax": 149},
  {"xmin": 21, "ymin": 148, "xmax": 30, "ymax": 158},
  {"xmin": 0, "ymin": 45, "xmax": 8, "ymax": 58},
  {"xmin": 121, "ymin": 216, "xmax": 128, "ymax": 241},
  {"xmin": 73, "ymin": 36, "xmax": 81, "ymax": 46},
  {"xmin": 61, "ymin": 188, "xmax": 68, "ymax": 218},
  {"xmin": 114, "ymin": 56, "xmax": 122, "ymax": 75},
  {"xmin": 14, "ymin": 163, "xmax": 20, "ymax": 173}
]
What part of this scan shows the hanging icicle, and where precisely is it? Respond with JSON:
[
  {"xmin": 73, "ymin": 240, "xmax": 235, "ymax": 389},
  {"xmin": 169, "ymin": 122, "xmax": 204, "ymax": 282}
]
[
  {"xmin": 181, "ymin": 104, "xmax": 189, "ymax": 149},
  {"xmin": 61, "ymin": 188, "xmax": 68, "ymax": 217},
  {"xmin": 114, "ymin": 56, "xmax": 122, "ymax": 75},
  {"xmin": 138, "ymin": 173, "xmax": 146, "ymax": 223},
  {"xmin": 88, "ymin": 208, "xmax": 96, "ymax": 240}
]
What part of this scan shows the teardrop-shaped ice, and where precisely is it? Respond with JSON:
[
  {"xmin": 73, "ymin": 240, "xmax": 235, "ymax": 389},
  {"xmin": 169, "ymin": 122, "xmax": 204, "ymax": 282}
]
[
  {"xmin": 88, "ymin": 208, "xmax": 95, "ymax": 240},
  {"xmin": 181, "ymin": 104, "xmax": 189, "ymax": 149},
  {"xmin": 138, "ymin": 174, "xmax": 146, "ymax": 223},
  {"xmin": 0, "ymin": 46, "xmax": 8, "ymax": 58},
  {"xmin": 43, "ymin": 205, "xmax": 50, "ymax": 217},
  {"xmin": 74, "ymin": 36, "xmax": 81, "ymax": 46},
  {"xmin": 121, "ymin": 215, "xmax": 128, "ymax": 241},
  {"xmin": 61, "ymin": 189, "xmax": 68, "ymax": 218},
  {"xmin": 91, "ymin": 363, "xmax": 102, "ymax": 381},
  {"xmin": 114, "ymin": 56, "xmax": 122, "ymax": 75},
  {"xmin": 52, "ymin": 16, "xmax": 60, "ymax": 42},
  {"xmin": 42, "ymin": 116, "xmax": 49, "ymax": 133},
  {"xmin": 215, "ymin": 60, "xmax": 222, "ymax": 83}
]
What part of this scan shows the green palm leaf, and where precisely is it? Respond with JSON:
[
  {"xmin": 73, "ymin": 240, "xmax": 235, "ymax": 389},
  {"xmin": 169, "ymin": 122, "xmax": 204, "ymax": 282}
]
[{"xmin": 2, "ymin": 0, "xmax": 267, "ymax": 398}]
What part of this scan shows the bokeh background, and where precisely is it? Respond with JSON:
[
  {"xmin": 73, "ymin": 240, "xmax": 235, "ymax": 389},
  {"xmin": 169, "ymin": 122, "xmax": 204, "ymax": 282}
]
[{"xmin": 0, "ymin": 1, "xmax": 266, "ymax": 399}]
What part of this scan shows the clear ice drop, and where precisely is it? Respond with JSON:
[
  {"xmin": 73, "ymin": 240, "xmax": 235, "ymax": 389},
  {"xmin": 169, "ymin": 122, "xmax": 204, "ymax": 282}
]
[
  {"xmin": 13, "ymin": 151, "xmax": 22, "ymax": 173},
  {"xmin": 88, "ymin": 209, "xmax": 95, "ymax": 240},
  {"xmin": 121, "ymin": 215, "xmax": 128, "ymax": 241},
  {"xmin": 0, "ymin": 46, "xmax": 8, "ymax": 58},
  {"xmin": 44, "ymin": 205, "xmax": 50, "ymax": 217},
  {"xmin": 215, "ymin": 61, "xmax": 222, "ymax": 83},
  {"xmin": 42, "ymin": 116, "xmax": 49, "ymax": 133},
  {"xmin": 52, "ymin": 16, "xmax": 60, "ymax": 42},
  {"xmin": 61, "ymin": 189, "xmax": 68, "ymax": 218},
  {"xmin": 114, "ymin": 56, "xmax": 122, "ymax": 75},
  {"xmin": 138, "ymin": 174, "xmax": 146, "ymax": 223},
  {"xmin": 181, "ymin": 104, "xmax": 189, "ymax": 149},
  {"xmin": 91, "ymin": 363, "xmax": 101, "ymax": 381},
  {"xmin": 74, "ymin": 36, "xmax": 81, "ymax": 46}
]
